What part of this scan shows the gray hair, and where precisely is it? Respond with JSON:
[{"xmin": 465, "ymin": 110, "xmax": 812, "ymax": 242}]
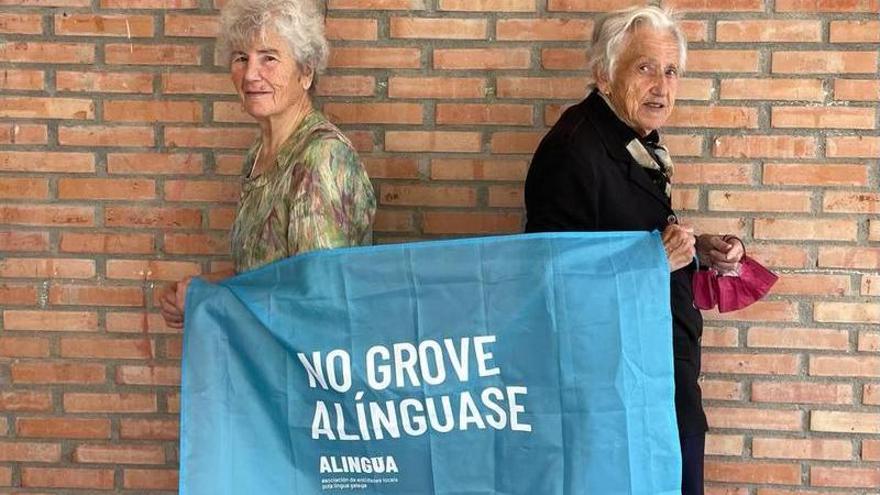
[
  {"xmin": 217, "ymin": 0, "xmax": 330, "ymax": 76},
  {"xmin": 586, "ymin": 5, "xmax": 687, "ymax": 90}
]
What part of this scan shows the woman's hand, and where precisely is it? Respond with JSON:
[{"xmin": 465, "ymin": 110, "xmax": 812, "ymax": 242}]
[
  {"xmin": 662, "ymin": 223, "xmax": 696, "ymax": 272},
  {"xmin": 160, "ymin": 276, "xmax": 193, "ymax": 330},
  {"xmin": 697, "ymin": 234, "xmax": 744, "ymax": 273}
]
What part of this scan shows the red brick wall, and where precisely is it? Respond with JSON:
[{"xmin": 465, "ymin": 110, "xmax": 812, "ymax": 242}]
[{"xmin": 1, "ymin": 0, "xmax": 878, "ymax": 492}]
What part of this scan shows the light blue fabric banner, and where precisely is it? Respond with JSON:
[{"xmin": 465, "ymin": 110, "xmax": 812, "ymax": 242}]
[{"xmin": 180, "ymin": 232, "xmax": 680, "ymax": 495}]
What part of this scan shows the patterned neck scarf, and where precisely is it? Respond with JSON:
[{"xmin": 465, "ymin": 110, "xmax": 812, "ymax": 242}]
[{"xmin": 598, "ymin": 92, "xmax": 674, "ymax": 199}]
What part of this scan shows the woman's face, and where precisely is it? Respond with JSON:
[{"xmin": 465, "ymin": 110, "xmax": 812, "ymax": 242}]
[
  {"xmin": 597, "ymin": 26, "xmax": 680, "ymax": 137},
  {"xmin": 230, "ymin": 28, "xmax": 312, "ymax": 120}
]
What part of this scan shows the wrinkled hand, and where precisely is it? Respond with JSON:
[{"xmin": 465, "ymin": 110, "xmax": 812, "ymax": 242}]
[
  {"xmin": 662, "ymin": 223, "xmax": 696, "ymax": 272},
  {"xmin": 697, "ymin": 235, "xmax": 744, "ymax": 274},
  {"xmin": 159, "ymin": 276, "xmax": 193, "ymax": 329}
]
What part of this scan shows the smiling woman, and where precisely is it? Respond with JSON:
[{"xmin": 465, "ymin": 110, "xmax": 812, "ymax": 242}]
[{"xmin": 159, "ymin": 0, "xmax": 376, "ymax": 329}]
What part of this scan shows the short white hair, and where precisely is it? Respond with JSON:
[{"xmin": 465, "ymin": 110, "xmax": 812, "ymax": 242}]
[
  {"xmin": 217, "ymin": 0, "xmax": 330, "ymax": 75},
  {"xmin": 586, "ymin": 5, "xmax": 687, "ymax": 90}
]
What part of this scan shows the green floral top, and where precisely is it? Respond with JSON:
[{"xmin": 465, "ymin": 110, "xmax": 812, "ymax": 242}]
[{"xmin": 230, "ymin": 111, "xmax": 376, "ymax": 273}]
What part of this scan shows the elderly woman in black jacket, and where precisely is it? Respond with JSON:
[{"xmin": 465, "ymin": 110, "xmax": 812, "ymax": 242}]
[{"xmin": 524, "ymin": 6, "xmax": 744, "ymax": 494}]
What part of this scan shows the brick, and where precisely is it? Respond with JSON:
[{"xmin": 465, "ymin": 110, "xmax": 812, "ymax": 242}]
[
  {"xmin": 488, "ymin": 185, "xmax": 523, "ymax": 208},
  {"xmin": 0, "ymin": 123, "xmax": 48, "ymax": 144},
  {"xmin": 0, "ymin": 284, "xmax": 38, "ymax": 305},
  {"xmin": 863, "ymin": 275, "xmax": 880, "ymax": 296},
  {"xmin": 55, "ymin": 14, "xmax": 153, "ymax": 36},
  {"xmin": 703, "ymin": 352, "xmax": 799, "ymax": 375},
  {"xmin": 810, "ymin": 355, "xmax": 880, "ymax": 377},
  {"xmin": 362, "ymin": 157, "xmax": 419, "ymax": 179},
  {"xmin": 330, "ymin": 47, "xmax": 421, "ymax": 68},
  {"xmin": 212, "ymin": 101, "xmax": 250, "ymax": 123},
  {"xmin": 423, "ymin": 212, "xmax": 521, "ymax": 234},
  {"xmin": 385, "ymin": 131, "xmax": 480, "ymax": 153},
  {"xmin": 0, "ymin": 177, "xmax": 48, "ymax": 199},
  {"xmin": 58, "ymin": 178, "xmax": 156, "ymax": 201},
  {"xmin": 0, "ymin": 392, "xmax": 52, "ymax": 412},
  {"xmin": 834, "ymin": 80, "xmax": 880, "ymax": 101},
  {"xmin": 773, "ymin": 274, "xmax": 851, "ymax": 297},
  {"xmin": 374, "ymin": 211, "xmax": 415, "ymax": 233},
  {"xmin": 664, "ymin": 0, "xmax": 764, "ymax": 10},
  {"xmin": 748, "ymin": 327, "xmax": 849, "ymax": 350},
  {"xmin": 830, "ymin": 20, "xmax": 880, "ymax": 42},
  {"xmin": 0, "ymin": 442, "xmax": 61, "ymax": 462},
  {"xmin": 705, "ymin": 301, "xmax": 799, "ymax": 322},
  {"xmin": 753, "ymin": 438, "xmax": 851, "ymax": 460},
  {"xmin": 59, "ymin": 125, "xmax": 154, "ymax": 147},
  {"xmin": 763, "ymin": 163, "xmax": 867, "ymax": 186},
  {"xmin": 0, "ymin": 13, "xmax": 43, "ymax": 34},
  {"xmin": 61, "ymin": 337, "xmax": 154, "ymax": 359},
  {"xmin": 705, "ymin": 461, "xmax": 800, "ymax": 484},
  {"xmin": 165, "ymin": 127, "xmax": 256, "ymax": 149},
  {"xmin": 49, "ymin": 285, "xmax": 144, "ymax": 307},
  {"xmin": 541, "ymin": 48, "xmax": 586, "ymax": 70},
  {"xmin": 819, "ymin": 247, "xmax": 880, "ymax": 270},
  {"xmin": 208, "ymin": 208, "xmax": 236, "ymax": 229},
  {"xmin": 329, "ymin": 0, "xmax": 427, "ymax": 8},
  {"xmin": 324, "ymin": 102, "xmax": 422, "ymax": 125},
  {"xmin": 4, "ymin": 310, "xmax": 97, "ymax": 331},
  {"xmin": 107, "ymin": 152, "xmax": 202, "ymax": 175},
  {"xmin": 123, "ymin": 469, "xmax": 179, "ymax": 490},
  {"xmin": 0, "ymin": 41, "xmax": 94, "ymax": 64},
  {"xmin": 164, "ymin": 14, "xmax": 218, "ymax": 37},
  {"xmin": 390, "ymin": 17, "xmax": 485, "ymax": 39},
  {"xmin": 316, "ymin": 75, "xmax": 375, "ymax": 97},
  {"xmin": 74, "ymin": 444, "xmax": 165, "ymax": 464},
  {"xmin": 324, "ymin": 18, "xmax": 377, "ymax": 41},
  {"xmin": 380, "ymin": 184, "xmax": 476, "ymax": 207},
  {"xmin": 434, "ymin": 49, "xmax": 531, "ymax": 70},
  {"xmin": 116, "ymin": 365, "xmax": 181, "ymax": 386},
  {"xmin": 1, "ymin": 96, "xmax": 93, "ymax": 119},
  {"xmin": 120, "ymin": 419, "xmax": 179, "ymax": 440},
  {"xmin": 773, "ymin": 51, "xmax": 877, "ymax": 74},
  {"xmin": 105, "ymin": 99, "xmax": 201, "ymax": 123},
  {"xmin": 21, "ymin": 468, "xmax": 114, "ymax": 490},
  {"xmin": 490, "ymin": 131, "xmax": 544, "ymax": 154},
  {"xmin": 662, "ymin": 135, "xmax": 702, "ymax": 157},
  {"xmin": 871, "ymin": 220, "xmax": 880, "ymax": 241},
  {"xmin": 708, "ymin": 191, "xmax": 810, "ymax": 213},
  {"xmin": 776, "ymin": 0, "xmax": 879, "ymax": 11},
  {"xmin": 439, "ymin": 0, "xmax": 535, "ymax": 10},
  {"xmin": 811, "ymin": 466, "xmax": 880, "ymax": 488},
  {"xmin": 431, "ymin": 159, "xmax": 528, "ymax": 181},
  {"xmin": 824, "ymin": 191, "xmax": 880, "ymax": 214},
  {"xmin": 164, "ymin": 180, "xmax": 239, "ymax": 203},
  {"xmin": 865, "ymin": 384, "xmax": 880, "ymax": 405},
  {"xmin": 164, "ymin": 232, "xmax": 229, "ymax": 255},
  {"xmin": 706, "ymin": 434, "xmax": 744, "ymax": 456},
  {"xmin": 497, "ymin": 19, "xmax": 591, "ymax": 41},
  {"xmin": 814, "ymin": 302, "xmax": 880, "ymax": 324},
  {"xmin": 720, "ymin": 78, "xmax": 824, "ymax": 101},
  {"xmin": 436, "ymin": 103, "xmax": 532, "ymax": 125},
  {"xmin": 105, "ymin": 206, "xmax": 201, "ymax": 229},
  {"xmin": 701, "ymin": 327, "xmax": 739, "ymax": 347},
  {"xmin": 865, "ymin": 439, "xmax": 880, "ymax": 460},
  {"xmin": 17, "ymin": 418, "xmax": 109, "ymax": 438},
  {"xmin": 12, "ymin": 362, "xmax": 105, "ymax": 384},
  {"xmin": 670, "ymin": 106, "xmax": 759, "ymax": 129},
  {"xmin": 752, "ymin": 381, "xmax": 853, "ymax": 405},
  {"xmin": 858, "ymin": 331, "xmax": 879, "ymax": 351},
  {"xmin": 64, "ymin": 393, "xmax": 157, "ymax": 413},
  {"xmin": 689, "ymin": 217, "xmax": 748, "ymax": 239},
  {"xmin": 106, "ymin": 43, "xmax": 201, "ymax": 65},
  {"xmin": 162, "ymin": 73, "xmax": 233, "ymax": 95},
  {"xmin": 672, "ymin": 188, "xmax": 699, "ymax": 211},
  {"xmin": 105, "ymin": 312, "xmax": 178, "ymax": 334},
  {"xmin": 101, "ymin": 0, "xmax": 198, "ymax": 7},
  {"xmin": 0, "ymin": 337, "xmax": 49, "ymax": 357},
  {"xmin": 0, "ymin": 205, "xmax": 94, "ymax": 227},
  {"xmin": 716, "ymin": 20, "xmax": 821, "ymax": 42},
  {"xmin": 0, "ymin": 151, "xmax": 94, "ymax": 173},
  {"xmin": 388, "ymin": 77, "xmax": 486, "ymax": 99},
  {"xmin": 496, "ymin": 77, "xmax": 587, "ymax": 99},
  {"xmin": 754, "ymin": 218, "xmax": 856, "ymax": 241},
  {"xmin": 827, "ymin": 136, "xmax": 880, "ymax": 158},
  {"xmin": 56, "ymin": 70, "xmax": 153, "ymax": 94},
  {"xmin": 713, "ymin": 135, "xmax": 816, "ymax": 158},
  {"xmin": 0, "ymin": 258, "xmax": 94, "ymax": 279},
  {"xmin": 674, "ymin": 163, "xmax": 752, "ymax": 185},
  {"xmin": 688, "ymin": 50, "xmax": 759, "ymax": 73},
  {"xmin": 60, "ymin": 232, "xmax": 154, "ymax": 254},
  {"xmin": 0, "ymin": 231, "xmax": 49, "ymax": 252},
  {"xmin": 773, "ymin": 106, "xmax": 875, "ymax": 129},
  {"xmin": 701, "ymin": 379, "xmax": 744, "ymax": 401},
  {"xmin": 106, "ymin": 260, "xmax": 200, "ymax": 281}
]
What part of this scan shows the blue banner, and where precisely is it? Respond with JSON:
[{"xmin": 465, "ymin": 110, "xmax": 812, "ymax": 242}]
[{"xmin": 180, "ymin": 232, "xmax": 681, "ymax": 495}]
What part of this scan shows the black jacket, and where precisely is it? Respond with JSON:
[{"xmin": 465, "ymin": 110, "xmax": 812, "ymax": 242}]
[{"xmin": 524, "ymin": 90, "xmax": 708, "ymax": 437}]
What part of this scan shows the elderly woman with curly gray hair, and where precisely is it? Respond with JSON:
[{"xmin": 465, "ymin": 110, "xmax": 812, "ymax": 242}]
[
  {"xmin": 161, "ymin": 0, "xmax": 375, "ymax": 328},
  {"xmin": 526, "ymin": 6, "xmax": 746, "ymax": 494}
]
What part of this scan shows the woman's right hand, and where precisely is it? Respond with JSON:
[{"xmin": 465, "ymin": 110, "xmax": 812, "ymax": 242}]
[
  {"xmin": 661, "ymin": 223, "xmax": 696, "ymax": 272},
  {"xmin": 160, "ymin": 276, "xmax": 193, "ymax": 329}
]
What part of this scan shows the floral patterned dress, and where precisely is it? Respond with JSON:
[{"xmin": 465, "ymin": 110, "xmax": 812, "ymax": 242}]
[{"xmin": 230, "ymin": 111, "xmax": 376, "ymax": 273}]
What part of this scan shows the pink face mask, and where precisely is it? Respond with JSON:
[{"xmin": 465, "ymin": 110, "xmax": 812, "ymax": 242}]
[{"xmin": 692, "ymin": 256, "xmax": 778, "ymax": 313}]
